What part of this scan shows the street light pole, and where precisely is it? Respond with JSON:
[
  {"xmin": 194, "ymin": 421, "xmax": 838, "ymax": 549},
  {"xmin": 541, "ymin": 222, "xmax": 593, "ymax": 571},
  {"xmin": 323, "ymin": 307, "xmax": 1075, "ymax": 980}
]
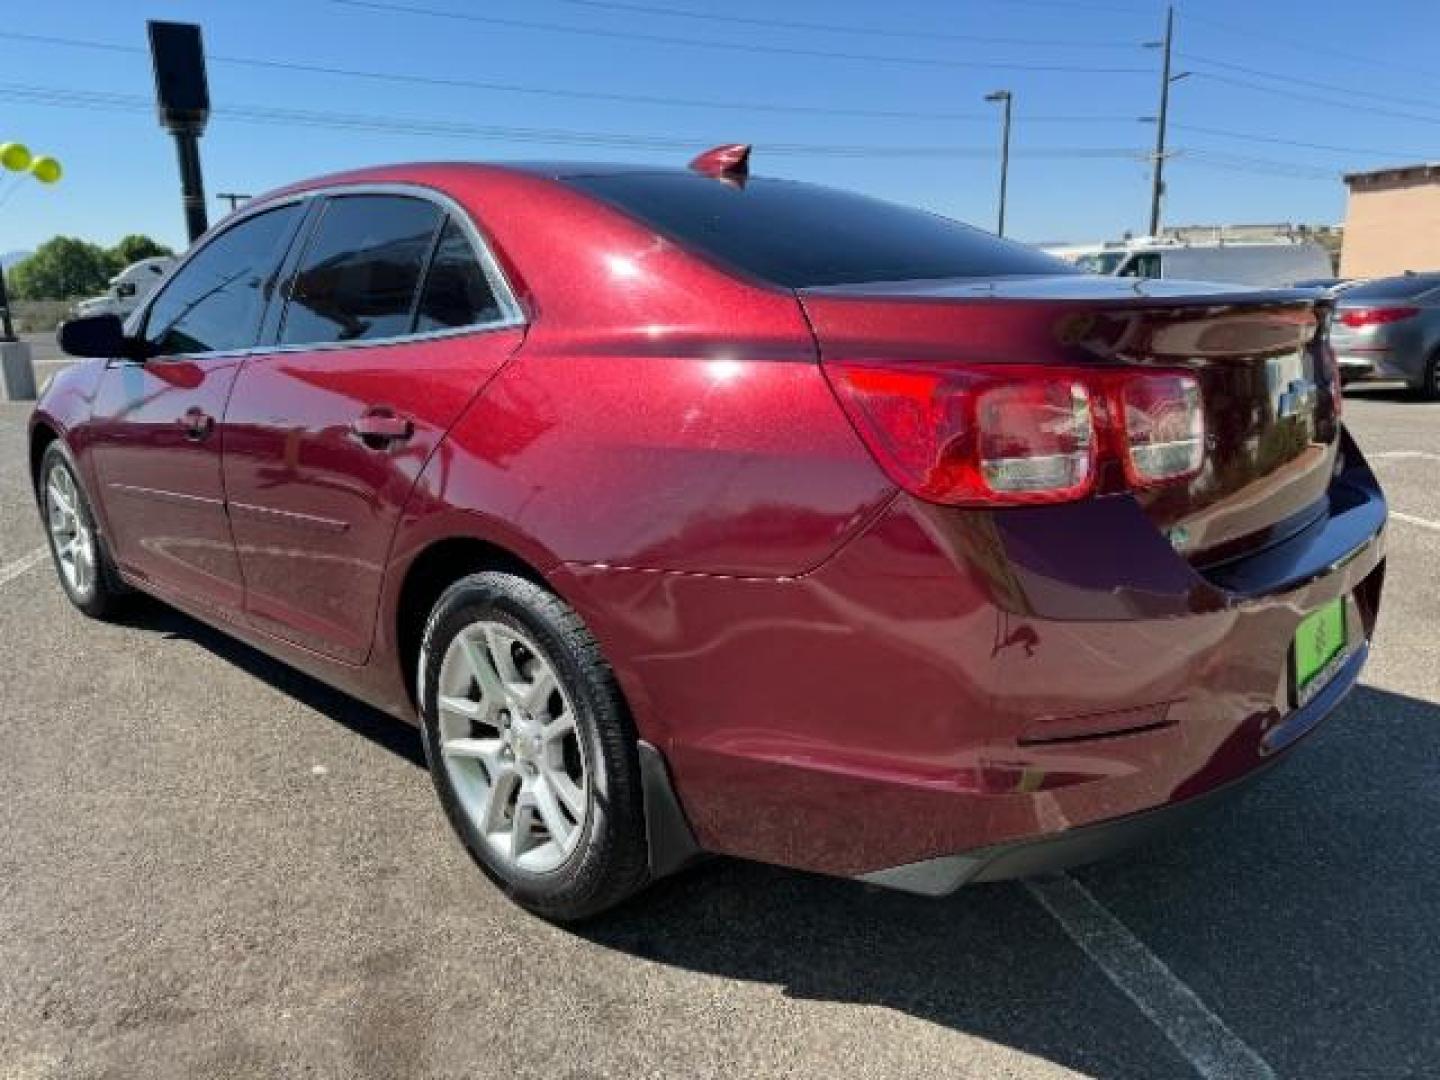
[{"xmin": 985, "ymin": 90, "xmax": 1013, "ymax": 237}]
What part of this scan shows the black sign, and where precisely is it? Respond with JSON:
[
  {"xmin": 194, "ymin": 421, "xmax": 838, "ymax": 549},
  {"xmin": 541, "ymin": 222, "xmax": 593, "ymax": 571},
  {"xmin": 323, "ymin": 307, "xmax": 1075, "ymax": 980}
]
[{"xmin": 148, "ymin": 21, "xmax": 210, "ymax": 134}]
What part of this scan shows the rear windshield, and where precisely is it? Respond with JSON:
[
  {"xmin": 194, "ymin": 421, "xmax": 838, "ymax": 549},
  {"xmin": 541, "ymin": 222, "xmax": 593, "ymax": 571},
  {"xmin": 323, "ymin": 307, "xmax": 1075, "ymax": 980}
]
[
  {"xmin": 1341, "ymin": 274, "xmax": 1440, "ymax": 301},
  {"xmin": 567, "ymin": 172, "xmax": 1074, "ymax": 288}
]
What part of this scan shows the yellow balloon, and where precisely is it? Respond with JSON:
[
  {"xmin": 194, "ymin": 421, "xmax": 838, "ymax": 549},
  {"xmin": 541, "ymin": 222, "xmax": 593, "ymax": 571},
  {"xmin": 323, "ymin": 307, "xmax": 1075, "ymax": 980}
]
[
  {"xmin": 0, "ymin": 142, "xmax": 31, "ymax": 172},
  {"xmin": 29, "ymin": 156, "xmax": 62, "ymax": 184}
]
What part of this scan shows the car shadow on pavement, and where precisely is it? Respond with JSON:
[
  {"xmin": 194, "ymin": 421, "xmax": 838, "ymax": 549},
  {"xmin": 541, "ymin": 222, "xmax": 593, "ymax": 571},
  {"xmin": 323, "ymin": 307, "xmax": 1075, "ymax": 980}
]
[
  {"xmin": 106, "ymin": 597, "xmax": 1440, "ymax": 1078},
  {"xmin": 113, "ymin": 594, "xmax": 426, "ymax": 768},
  {"xmin": 581, "ymin": 684, "xmax": 1440, "ymax": 1080}
]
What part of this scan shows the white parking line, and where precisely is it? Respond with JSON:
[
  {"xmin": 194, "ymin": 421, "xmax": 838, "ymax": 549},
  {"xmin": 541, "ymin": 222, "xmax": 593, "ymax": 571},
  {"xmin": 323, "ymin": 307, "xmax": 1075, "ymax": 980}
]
[
  {"xmin": 0, "ymin": 546, "xmax": 49, "ymax": 589},
  {"xmin": 1371, "ymin": 451, "xmax": 1440, "ymax": 463},
  {"xmin": 1392, "ymin": 511, "xmax": 1440, "ymax": 533},
  {"xmin": 1026, "ymin": 875, "xmax": 1277, "ymax": 1080}
]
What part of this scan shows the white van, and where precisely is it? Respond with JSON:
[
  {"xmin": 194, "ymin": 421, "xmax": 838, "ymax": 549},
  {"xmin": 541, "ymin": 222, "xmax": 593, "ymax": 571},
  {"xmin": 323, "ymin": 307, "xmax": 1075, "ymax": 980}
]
[
  {"xmin": 75, "ymin": 256, "xmax": 176, "ymax": 319},
  {"xmin": 1071, "ymin": 239, "xmax": 1331, "ymax": 287}
]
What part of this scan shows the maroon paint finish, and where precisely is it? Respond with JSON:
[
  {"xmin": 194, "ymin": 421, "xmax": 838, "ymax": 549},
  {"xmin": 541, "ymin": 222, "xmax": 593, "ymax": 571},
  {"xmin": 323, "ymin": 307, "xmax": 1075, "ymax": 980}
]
[
  {"xmin": 562, "ymin": 488, "xmax": 1384, "ymax": 874},
  {"xmin": 31, "ymin": 161, "xmax": 1387, "ymax": 884},
  {"xmin": 88, "ymin": 356, "xmax": 247, "ymax": 610},
  {"xmin": 221, "ymin": 328, "xmax": 523, "ymax": 663}
]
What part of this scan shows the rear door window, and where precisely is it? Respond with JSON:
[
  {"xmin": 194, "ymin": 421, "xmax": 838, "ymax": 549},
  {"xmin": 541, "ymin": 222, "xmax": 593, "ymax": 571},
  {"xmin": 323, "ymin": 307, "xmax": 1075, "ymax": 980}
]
[
  {"xmin": 414, "ymin": 217, "xmax": 503, "ymax": 332},
  {"xmin": 143, "ymin": 203, "xmax": 303, "ymax": 356},
  {"xmin": 280, "ymin": 194, "xmax": 442, "ymax": 345}
]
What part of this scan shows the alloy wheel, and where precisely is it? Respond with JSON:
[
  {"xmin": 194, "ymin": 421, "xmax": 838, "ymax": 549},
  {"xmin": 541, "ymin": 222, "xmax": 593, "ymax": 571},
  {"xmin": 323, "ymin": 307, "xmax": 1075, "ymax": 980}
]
[
  {"xmin": 435, "ymin": 619, "xmax": 590, "ymax": 874},
  {"xmin": 45, "ymin": 463, "xmax": 96, "ymax": 598}
]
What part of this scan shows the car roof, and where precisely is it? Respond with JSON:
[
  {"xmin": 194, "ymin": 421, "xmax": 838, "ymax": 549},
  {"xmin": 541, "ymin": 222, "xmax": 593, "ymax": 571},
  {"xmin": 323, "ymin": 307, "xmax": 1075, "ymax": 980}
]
[
  {"xmin": 300, "ymin": 160, "xmax": 698, "ymax": 184},
  {"xmin": 254, "ymin": 160, "xmax": 726, "ymax": 207},
  {"xmin": 499, "ymin": 161, "xmax": 691, "ymax": 179}
]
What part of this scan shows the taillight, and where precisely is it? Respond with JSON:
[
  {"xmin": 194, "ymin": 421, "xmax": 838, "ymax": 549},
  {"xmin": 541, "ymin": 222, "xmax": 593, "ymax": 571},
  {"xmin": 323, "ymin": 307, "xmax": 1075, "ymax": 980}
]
[
  {"xmin": 825, "ymin": 362, "xmax": 1203, "ymax": 507},
  {"xmin": 1118, "ymin": 373, "xmax": 1204, "ymax": 486},
  {"xmin": 1337, "ymin": 306, "xmax": 1419, "ymax": 329},
  {"xmin": 978, "ymin": 380, "xmax": 1093, "ymax": 498}
]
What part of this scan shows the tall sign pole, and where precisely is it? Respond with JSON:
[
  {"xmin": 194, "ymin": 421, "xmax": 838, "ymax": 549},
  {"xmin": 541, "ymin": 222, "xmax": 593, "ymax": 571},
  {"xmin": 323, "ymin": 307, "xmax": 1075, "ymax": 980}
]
[{"xmin": 147, "ymin": 21, "xmax": 211, "ymax": 243}]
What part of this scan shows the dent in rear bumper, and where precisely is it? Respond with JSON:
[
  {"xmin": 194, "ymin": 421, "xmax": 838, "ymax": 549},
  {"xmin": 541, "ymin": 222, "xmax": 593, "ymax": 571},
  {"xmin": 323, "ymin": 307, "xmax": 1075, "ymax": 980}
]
[
  {"xmin": 858, "ymin": 642, "xmax": 1369, "ymax": 896},
  {"xmin": 558, "ymin": 438, "xmax": 1387, "ymax": 881}
]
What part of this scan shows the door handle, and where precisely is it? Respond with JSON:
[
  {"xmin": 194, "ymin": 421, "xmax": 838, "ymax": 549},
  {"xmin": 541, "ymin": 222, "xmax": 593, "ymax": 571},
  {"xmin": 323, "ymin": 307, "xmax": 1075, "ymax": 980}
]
[
  {"xmin": 350, "ymin": 410, "xmax": 414, "ymax": 447},
  {"xmin": 179, "ymin": 407, "xmax": 214, "ymax": 441}
]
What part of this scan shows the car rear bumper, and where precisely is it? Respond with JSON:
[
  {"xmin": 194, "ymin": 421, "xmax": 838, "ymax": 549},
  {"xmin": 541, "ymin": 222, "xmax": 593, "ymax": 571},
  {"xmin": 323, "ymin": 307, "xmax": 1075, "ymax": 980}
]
[
  {"xmin": 857, "ymin": 643, "xmax": 1367, "ymax": 895},
  {"xmin": 1335, "ymin": 348, "xmax": 1424, "ymax": 382},
  {"xmin": 560, "ymin": 431, "xmax": 1387, "ymax": 883}
]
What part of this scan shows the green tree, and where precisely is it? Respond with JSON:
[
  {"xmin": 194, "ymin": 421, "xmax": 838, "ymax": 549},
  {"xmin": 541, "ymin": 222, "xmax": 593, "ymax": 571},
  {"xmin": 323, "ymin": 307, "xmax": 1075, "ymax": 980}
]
[
  {"xmin": 108, "ymin": 234, "xmax": 174, "ymax": 270},
  {"xmin": 8, "ymin": 237, "xmax": 114, "ymax": 300}
]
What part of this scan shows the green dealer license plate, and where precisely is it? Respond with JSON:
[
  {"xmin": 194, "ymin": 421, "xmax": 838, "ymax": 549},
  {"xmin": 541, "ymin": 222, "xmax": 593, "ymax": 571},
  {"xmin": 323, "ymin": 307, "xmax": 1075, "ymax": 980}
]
[{"xmin": 1293, "ymin": 596, "xmax": 1347, "ymax": 704}]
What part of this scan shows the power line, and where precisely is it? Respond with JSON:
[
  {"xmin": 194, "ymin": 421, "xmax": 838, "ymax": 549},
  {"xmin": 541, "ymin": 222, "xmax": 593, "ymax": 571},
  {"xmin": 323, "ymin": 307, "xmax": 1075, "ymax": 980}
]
[
  {"xmin": 1178, "ymin": 149, "xmax": 1339, "ymax": 182},
  {"xmin": 0, "ymin": 81, "xmax": 1149, "ymax": 160},
  {"xmin": 328, "ymin": 0, "xmax": 1153, "ymax": 73},
  {"xmin": 0, "ymin": 29, "xmax": 1138, "ymax": 123},
  {"xmin": 0, "ymin": 29, "xmax": 143, "ymax": 57},
  {"xmin": 1180, "ymin": 52, "xmax": 1440, "ymax": 114},
  {"xmin": 1180, "ymin": 8, "xmax": 1440, "ymax": 79},
  {"xmin": 1173, "ymin": 123, "xmax": 1433, "ymax": 163},
  {"xmin": 543, "ymin": 0, "xmax": 1140, "ymax": 48},
  {"xmin": 1189, "ymin": 70, "xmax": 1440, "ymax": 129},
  {"xmin": 4, "ymin": 82, "xmax": 1352, "ymax": 186}
]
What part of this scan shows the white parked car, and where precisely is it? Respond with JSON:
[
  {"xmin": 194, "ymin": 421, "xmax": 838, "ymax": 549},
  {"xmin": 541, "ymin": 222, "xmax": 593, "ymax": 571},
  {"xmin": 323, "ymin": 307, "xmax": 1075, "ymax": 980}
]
[
  {"xmin": 74, "ymin": 256, "xmax": 175, "ymax": 319},
  {"xmin": 1066, "ymin": 239, "xmax": 1332, "ymax": 288}
]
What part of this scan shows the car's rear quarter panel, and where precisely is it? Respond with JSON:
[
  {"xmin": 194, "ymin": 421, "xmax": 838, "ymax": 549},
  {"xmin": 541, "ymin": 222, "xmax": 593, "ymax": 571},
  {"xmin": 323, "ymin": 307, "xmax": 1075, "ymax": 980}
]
[
  {"xmin": 368, "ymin": 165, "xmax": 896, "ymax": 719},
  {"xmin": 563, "ymin": 485, "xmax": 1384, "ymax": 877}
]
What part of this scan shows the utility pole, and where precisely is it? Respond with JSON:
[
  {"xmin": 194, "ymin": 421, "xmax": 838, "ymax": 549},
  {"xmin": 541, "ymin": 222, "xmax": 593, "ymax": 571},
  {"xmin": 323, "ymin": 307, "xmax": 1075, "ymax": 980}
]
[
  {"xmin": 217, "ymin": 192, "xmax": 251, "ymax": 213},
  {"xmin": 985, "ymin": 90, "xmax": 1013, "ymax": 237},
  {"xmin": 1145, "ymin": 6, "xmax": 1187, "ymax": 237}
]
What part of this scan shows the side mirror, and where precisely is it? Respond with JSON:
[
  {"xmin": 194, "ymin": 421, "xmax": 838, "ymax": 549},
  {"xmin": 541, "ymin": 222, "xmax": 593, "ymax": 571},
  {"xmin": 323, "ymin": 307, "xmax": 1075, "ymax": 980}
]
[
  {"xmin": 116, "ymin": 281, "xmax": 137, "ymax": 298},
  {"xmin": 56, "ymin": 314, "xmax": 136, "ymax": 360}
]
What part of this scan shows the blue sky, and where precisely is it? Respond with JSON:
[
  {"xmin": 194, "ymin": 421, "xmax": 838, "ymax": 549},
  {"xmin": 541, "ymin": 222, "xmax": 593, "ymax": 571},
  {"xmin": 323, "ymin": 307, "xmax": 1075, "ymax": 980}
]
[{"xmin": 2, "ymin": 0, "xmax": 1438, "ymax": 254}]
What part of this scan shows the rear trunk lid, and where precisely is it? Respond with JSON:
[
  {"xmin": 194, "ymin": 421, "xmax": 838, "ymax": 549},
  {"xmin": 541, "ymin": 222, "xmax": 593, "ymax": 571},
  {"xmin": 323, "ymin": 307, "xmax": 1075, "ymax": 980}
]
[{"xmin": 799, "ymin": 274, "xmax": 1341, "ymax": 565}]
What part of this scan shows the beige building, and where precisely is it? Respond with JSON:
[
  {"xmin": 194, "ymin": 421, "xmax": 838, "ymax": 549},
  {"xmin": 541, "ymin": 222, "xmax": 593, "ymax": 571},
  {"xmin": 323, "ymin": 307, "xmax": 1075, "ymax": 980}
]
[{"xmin": 1341, "ymin": 163, "xmax": 1440, "ymax": 278}]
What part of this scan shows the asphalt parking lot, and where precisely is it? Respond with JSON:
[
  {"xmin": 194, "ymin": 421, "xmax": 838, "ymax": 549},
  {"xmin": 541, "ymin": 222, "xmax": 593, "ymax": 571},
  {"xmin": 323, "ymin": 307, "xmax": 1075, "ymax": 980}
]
[{"xmin": 1, "ymin": 380, "xmax": 1437, "ymax": 1080}]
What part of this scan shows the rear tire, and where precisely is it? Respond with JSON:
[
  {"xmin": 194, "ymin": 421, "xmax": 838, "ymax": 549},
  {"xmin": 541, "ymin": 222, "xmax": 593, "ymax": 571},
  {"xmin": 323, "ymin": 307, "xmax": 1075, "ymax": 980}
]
[
  {"xmin": 38, "ymin": 442, "xmax": 127, "ymax": 620},
  {"xmin": 418, "ymin": 571, "xmax": 650, "ymax": 921},
  {"xmin": 1413, "ymin": 352, "xmax": 1440, "ymax": 402}
]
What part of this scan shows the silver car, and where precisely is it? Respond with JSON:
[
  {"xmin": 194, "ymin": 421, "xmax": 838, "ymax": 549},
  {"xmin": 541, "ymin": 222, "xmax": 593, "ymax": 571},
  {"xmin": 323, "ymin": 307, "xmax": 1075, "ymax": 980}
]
[{"xmin": 1330, "ymin": 272, "xmax": 1440, "ymax": 399}]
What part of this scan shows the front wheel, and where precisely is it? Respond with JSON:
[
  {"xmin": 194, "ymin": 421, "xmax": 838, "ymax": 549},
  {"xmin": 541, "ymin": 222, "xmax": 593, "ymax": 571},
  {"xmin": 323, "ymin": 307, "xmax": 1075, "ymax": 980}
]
[
  {"xmin": 418, "ymin": 571, "xmax": 650, "ymax": 921},
  {"xmin": 39, "ymin": 441, "xmax": 127, "ymax": 619}
]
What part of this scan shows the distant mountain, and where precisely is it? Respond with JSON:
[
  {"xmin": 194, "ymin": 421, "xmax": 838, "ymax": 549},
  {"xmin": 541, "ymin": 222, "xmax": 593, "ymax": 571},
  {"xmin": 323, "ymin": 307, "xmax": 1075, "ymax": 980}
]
[{"xmin": 1, "ymin": 250, "xmax": 31, "ymax": 269}]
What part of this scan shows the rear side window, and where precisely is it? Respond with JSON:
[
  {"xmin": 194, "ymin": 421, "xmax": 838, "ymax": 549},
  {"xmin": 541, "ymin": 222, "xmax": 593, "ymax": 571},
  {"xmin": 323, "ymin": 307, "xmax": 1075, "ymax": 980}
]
[
  {"xmin": 143, "ymin": 203, "xmax": 302, "ymax": 356},
  {"xmin": 567, "ymin": 173, "xmax": 1072, "ymax": 288},
  {"xmin": 1341, "ymin": 274, "xmax": 1440, "ymax": 302},
  {"xmin": 281, "ymin": 195, "xmax": 442, "ymax": 345},
  {"xmin": 415, "ymin": 217, "xmax": 502, "ymax": 333}
]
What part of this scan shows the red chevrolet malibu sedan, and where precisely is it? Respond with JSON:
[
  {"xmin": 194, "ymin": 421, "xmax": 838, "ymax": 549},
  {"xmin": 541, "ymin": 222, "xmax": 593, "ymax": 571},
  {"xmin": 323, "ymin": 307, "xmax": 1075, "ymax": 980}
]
[{"xmin": 32, "ymin": 149, "xmax": 1385, "ymax": 919}]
